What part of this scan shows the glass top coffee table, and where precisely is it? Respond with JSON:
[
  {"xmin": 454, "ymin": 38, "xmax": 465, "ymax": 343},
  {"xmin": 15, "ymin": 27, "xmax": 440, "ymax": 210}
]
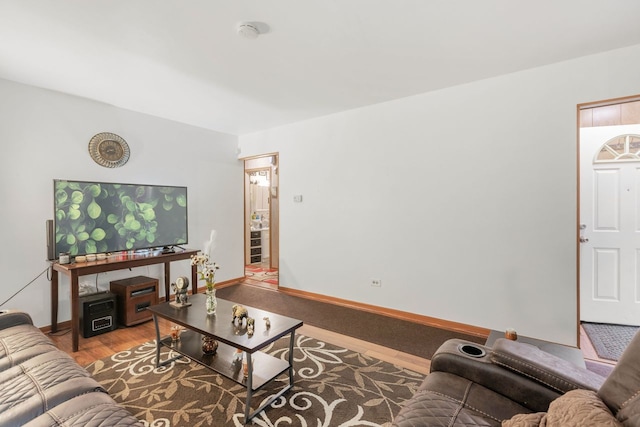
[{"xmin": 147, "ymin": 293, "xmax": 303, "ymax": 424}]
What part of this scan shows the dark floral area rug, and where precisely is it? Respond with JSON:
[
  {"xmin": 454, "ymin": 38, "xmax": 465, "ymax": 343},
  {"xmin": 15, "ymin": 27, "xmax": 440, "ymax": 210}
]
[{"xmin": 86, "ymin": 333, "xmax": 424, "ymax": 426}]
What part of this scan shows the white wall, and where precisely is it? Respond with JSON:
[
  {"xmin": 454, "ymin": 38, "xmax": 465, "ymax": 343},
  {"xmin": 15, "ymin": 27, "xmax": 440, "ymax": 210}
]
[
  {"xmin": 239, "ymin": 44, "xmax": 640, "ymax": 346},
  {"xmin": 0, "ymin": 78, "xmax": 244, "ymax": 327}
]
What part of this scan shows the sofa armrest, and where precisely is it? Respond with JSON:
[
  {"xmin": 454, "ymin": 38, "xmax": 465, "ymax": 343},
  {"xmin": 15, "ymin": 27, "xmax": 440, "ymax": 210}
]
[
  {"xmin": 0, "ymin": 310, "xmax": 34, "ymax": 330},
  {"xmin": 491, "ymin": 338, "xmax": 605, "ymax": 393},
  {"xmin": 429, "ymin": 338, "xmax": 605, "ymax": 412}
]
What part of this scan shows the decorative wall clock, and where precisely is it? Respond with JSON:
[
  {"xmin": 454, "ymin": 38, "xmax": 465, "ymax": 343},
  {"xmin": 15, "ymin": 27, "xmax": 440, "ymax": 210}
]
[{"xmin": 88, "ymin": 132, "xmax": 130, "ymax": 168}]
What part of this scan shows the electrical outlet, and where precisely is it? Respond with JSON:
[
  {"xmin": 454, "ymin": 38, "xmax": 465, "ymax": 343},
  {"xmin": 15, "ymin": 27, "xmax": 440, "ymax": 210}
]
[{"xmin": 371, "ymin": 278, "xmax": 382, "ymax": 287}]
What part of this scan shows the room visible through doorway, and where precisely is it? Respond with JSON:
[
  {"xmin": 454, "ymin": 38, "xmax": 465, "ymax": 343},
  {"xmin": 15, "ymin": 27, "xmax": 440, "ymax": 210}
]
[{"xmin": 243, "ymin": 154, "xmax": 279, "ymax": 289}]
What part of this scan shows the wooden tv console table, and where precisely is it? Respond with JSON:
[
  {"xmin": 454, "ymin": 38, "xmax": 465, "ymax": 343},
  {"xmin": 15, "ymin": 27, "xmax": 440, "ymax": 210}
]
[{"xmin": 51, "ymin": 248, "xmax": 199, "ymax": 352}]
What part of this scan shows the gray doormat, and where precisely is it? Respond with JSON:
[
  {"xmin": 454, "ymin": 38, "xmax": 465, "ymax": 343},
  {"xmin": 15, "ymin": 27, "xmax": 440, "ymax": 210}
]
[{"xmin": 582, "ymin": 322, "xmax": 639, "ymax": 361}]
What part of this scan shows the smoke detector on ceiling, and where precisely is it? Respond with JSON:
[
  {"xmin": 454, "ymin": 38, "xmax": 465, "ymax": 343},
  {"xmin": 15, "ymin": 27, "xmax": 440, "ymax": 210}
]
[{"xmin": 237, "ymin": 22, "xmax": 260, "ymax": 39}]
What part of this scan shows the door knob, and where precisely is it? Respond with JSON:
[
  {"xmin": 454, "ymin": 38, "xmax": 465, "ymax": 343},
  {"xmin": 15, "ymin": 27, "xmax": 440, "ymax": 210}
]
[{"xmin": 580, "ymin": 236, "xmax": 589, "ymax": 243}]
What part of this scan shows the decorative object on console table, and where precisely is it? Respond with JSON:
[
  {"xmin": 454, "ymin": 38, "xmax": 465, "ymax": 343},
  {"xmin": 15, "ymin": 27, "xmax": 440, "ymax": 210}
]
[{"xmin": 190, "ymin": 252, "xmax": 220, "ymax": 314}]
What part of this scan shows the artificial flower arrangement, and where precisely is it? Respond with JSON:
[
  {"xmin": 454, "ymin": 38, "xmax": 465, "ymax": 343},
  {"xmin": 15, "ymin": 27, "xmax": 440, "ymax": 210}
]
[{"xmin": 190, "ymin": 252, "xmax": 220, "ymax": 291}]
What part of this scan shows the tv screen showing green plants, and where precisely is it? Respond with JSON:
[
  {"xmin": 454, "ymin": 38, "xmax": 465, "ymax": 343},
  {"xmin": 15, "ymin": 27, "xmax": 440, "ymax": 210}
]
[{"xmin": 54, "ymin": 179, "xmax": 188, "ymax": 256}]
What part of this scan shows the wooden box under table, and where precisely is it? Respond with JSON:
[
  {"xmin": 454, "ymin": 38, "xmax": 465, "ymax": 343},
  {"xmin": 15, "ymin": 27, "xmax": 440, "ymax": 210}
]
[{"xmin": 109, "ymin": 275, "xmax": 158, "ymax": 326}]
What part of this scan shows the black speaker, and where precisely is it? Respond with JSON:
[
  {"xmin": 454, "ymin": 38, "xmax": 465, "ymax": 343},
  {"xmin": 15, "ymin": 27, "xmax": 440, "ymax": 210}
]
[
  {"xmin": 46, "ymin": 219, "xmax": 55, "ymax": 261},
  {"xmin": 79, "ymin": 292, "xmax": 117, "ymax": 338}
]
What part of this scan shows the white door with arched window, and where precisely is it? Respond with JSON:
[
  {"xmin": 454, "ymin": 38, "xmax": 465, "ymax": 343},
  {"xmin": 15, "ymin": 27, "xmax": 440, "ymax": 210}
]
[{"xmin": 580, "ymin": 126, "xmax": 640, "ymax": 326}]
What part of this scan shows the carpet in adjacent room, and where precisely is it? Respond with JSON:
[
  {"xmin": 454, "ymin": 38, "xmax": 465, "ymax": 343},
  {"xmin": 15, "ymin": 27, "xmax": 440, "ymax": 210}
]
[
  {"xmin": 86, "ymin": 333, "xmax": 424, "ymax": 427},
  {"xmin": 244, "ymin": 266, "xmax": 279, "ymax": 286}
]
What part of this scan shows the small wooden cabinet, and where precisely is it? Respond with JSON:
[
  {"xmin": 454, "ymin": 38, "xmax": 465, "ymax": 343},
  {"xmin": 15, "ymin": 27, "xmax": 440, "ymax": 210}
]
[
  {"xmin": 250, "ymin": 230, "xmax": 262, "ymax": 264},
  {"xmin": 110, "ymin": 276, "xmax": 158, "ymax": 326}
]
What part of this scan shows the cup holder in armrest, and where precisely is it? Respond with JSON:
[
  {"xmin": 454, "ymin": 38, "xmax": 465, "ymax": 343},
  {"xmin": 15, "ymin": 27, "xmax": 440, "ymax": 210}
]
[{"xmin": 458, "ymin": 344, "xmax": 487, "ymax": 358}]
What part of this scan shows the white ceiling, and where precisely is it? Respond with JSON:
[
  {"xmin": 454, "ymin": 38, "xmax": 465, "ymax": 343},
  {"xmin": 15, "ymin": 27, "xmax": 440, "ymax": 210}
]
[{"xmin": 2, "ymin": 1, "xmax": 640, "ymax": 136}]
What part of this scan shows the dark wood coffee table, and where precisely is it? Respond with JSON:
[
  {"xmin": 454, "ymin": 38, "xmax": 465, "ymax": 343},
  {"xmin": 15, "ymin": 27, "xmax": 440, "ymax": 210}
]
[{"xmin": 147, "ymin": 294, "xmax": 303, "ymax": 423}]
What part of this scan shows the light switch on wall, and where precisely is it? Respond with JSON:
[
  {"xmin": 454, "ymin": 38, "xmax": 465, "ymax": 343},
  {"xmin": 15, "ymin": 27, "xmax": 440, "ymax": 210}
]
[{"xmin": 293, "ymin": 195, "xmax": 303, "ymax": 203}]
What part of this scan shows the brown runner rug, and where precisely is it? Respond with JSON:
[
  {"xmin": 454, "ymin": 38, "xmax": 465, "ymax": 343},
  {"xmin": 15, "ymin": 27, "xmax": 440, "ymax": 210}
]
[
  {"xmin": 217, "ymin": 283, "xmax": 484, "ymax": 360},
  {"xmin": 86, "ymin": 333, "xmax": 424, "ymax": 426}
]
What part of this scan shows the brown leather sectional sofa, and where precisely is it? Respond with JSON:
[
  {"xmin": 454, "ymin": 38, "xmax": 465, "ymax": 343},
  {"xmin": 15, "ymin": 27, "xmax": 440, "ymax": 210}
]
[
  {"xmin": 392, "ymin": 331, "xmax": 640, "ymax": 426},
  {"xmin": 0, "ymin": 310, "xmax": 141, "ymax": 426}
]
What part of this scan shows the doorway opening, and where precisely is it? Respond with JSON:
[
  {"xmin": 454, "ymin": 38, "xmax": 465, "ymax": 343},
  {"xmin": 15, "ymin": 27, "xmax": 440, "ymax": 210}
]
[
  {"xmin": 578, "ymin": 96, "xmax": 640, "ymax": 367},
  {"xmin": 243, "ymin": 154, "xmax": 279, "ymax": 289}
]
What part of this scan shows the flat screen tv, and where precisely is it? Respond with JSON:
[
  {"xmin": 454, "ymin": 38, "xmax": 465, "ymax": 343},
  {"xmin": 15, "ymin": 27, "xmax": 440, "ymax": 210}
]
[{"xmin": 53, "ymin": 179, "xmax": 188, "ymax": 257}]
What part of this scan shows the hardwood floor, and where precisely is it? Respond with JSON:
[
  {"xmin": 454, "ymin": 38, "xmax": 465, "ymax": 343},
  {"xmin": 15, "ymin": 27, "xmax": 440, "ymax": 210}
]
[
  {"xmin": 48, "ymin": 318, "xmax": 165, "ymax": 367},
  {"xmin": 48, "ymin": 313, "xmax": 431, "ymax": 375}
]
